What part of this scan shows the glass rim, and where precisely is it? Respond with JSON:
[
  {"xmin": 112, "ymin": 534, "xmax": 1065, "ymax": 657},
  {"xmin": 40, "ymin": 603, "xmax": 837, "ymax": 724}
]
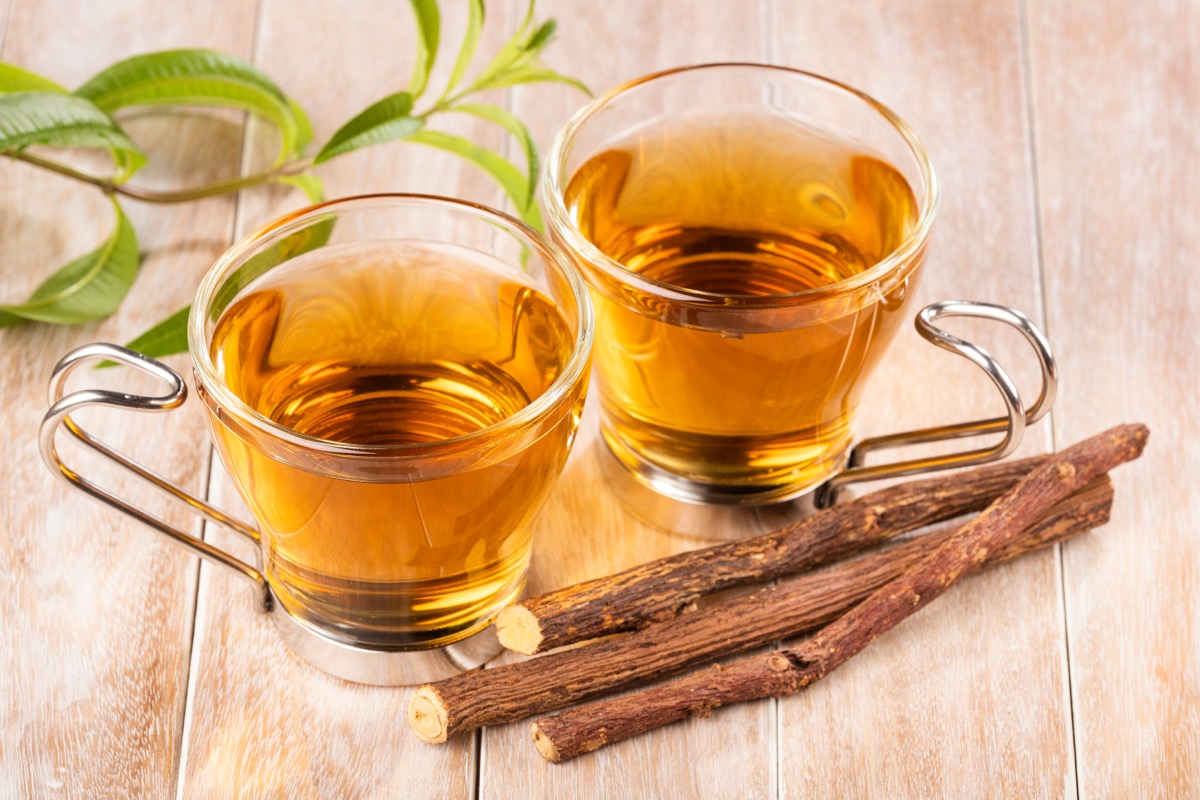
[
  {"xmin": 542, "ymin": 62, "xmax": 941, "ymax": 307},
  {"xmin": 187, "ymin": 193, "xmax": 595, "ymax": 458}
]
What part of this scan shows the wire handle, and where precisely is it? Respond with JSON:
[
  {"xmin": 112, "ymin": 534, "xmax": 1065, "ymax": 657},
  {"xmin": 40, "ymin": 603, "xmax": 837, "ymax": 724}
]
[
  {"xmin": 815, "ymin": 300, "xmax": 1057, "ymax": 508},
  {"xmin": 39, "ymin": 343, "xmax": 271, "ymax": 611}
]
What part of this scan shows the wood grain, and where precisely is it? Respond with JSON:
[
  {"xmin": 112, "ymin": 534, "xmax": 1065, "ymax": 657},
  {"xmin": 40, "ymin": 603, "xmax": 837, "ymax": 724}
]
[
  {"xmin": 412, "ymin": 476, "xmax": 1114, "ymax": 746},
  {"xmin": 1027, "ymin": 0, "xmax": 1200, "ymax": 795},
  {"xmin": 499, "ymin": 455, "xmax": 1052, "ymax": 655},
  {"xmin": 176, "ymin": 1, "xmax": 509, "ymax": 797},
  {"xmin": 1, "ymin": 0, "xmax": 1196, "ymax": 797},
  {"xmin": 479, "ymin": 2, "xmax": 776, "ymax": 798},
  {"xmin": 533, "ymin": 429, "xmax": 1146, "ymax": 763},
  {"xmin": 0, "ymin": 1, "xmax": 251, "ymax": 797},
  {"xmin": 768, "ymin": 0, "xmax": 1074, "ymax": 796}
]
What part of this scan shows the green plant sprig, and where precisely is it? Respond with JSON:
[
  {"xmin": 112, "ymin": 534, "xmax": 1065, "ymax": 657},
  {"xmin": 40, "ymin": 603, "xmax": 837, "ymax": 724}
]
[{"xmin": 0, "ymin": 0, "xmax": 586, "ymax": 357}]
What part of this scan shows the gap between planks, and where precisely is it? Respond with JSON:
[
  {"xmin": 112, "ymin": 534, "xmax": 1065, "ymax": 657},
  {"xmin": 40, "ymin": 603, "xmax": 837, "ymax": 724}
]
[
  {"xmin": 175, "ymin": 0, "xmax": 268, "ymax": 793},
  {"xmin": 1014, "ymin": 0, "xmax": 1081, "ymax": 796}
]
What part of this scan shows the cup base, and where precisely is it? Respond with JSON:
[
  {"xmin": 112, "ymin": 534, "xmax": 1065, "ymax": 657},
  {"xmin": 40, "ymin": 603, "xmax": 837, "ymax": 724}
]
[
  {"xmin": 272, "ymin": 601, "xmax": 504, "ymax": 686},
  {"xmin": 598, "ymin": 437, "xmax": 831, "ymax": 540},
  {"xmin": 601, "ymin": 427, "xmax": 842, "ymax": 506}
]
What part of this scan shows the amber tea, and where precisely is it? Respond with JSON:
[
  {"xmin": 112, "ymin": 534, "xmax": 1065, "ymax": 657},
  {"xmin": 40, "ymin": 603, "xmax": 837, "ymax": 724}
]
[
  {"xmin": 208, "ymin": 241, "xmax": 580, "ymax": 646},
  {"xmin": 554, "ymin": 88, "xmax": 931, "ymax": 503},
  {"xmin": 38, "ymin": 195, "xmax": 592, "ymax": 685}
]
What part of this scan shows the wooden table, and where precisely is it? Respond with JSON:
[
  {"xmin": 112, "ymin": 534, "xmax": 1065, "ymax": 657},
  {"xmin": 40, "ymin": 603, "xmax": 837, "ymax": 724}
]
[{"xmin": 2, "ymin": 0, "xmax": 1195, "ymax": 797}]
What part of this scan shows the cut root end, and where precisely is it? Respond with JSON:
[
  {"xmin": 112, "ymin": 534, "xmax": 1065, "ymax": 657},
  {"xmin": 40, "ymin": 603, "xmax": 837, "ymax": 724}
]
[
  {"xmin": 407, "ymin": 686, "xmax": 450, "ymax": 744},
  {"xmin": 496, "ymin": 604, "xmax": 544, "ymax": 655},
  {"xmin": 531, "ymin": 722, "xmax": 562, "ymax": 763}
]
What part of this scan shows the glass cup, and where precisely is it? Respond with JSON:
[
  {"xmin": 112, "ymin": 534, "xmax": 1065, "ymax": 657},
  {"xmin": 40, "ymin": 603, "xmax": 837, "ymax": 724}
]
[
  {"xmin": 543, "ymin": 64, "xmax": 1057, "ymax": 514},
  {"xmin": 40, "ymin": 194, "xmax": 593, "ymax": 685},
  {"xmin": 543, "ymin": 63, "xmax": 940, "ymax": 505}
]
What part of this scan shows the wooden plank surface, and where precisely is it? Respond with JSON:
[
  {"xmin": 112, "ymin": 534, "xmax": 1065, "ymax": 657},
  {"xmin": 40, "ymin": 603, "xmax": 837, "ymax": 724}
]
[
  {"xmin": 177, "ymin": 1, "xmax": 508, "ymax": 797},
  {"xmin": 0, "ymin": 0, "xmax": 1196, "ymax": 797},
  {"xmin": 1027, "ymin": 0, "xmax": 1200, "ymax": 796},
  {"xmin": 0, "ymin": 1, "xmax": 251, "ymax": 797},
  {"xmin": 481, "ymin": 3, "xmax": 777, "ymax": 798},
  {"xmin": 767, "ymin": 0, "xmax": 1074, "ymax": 796}
]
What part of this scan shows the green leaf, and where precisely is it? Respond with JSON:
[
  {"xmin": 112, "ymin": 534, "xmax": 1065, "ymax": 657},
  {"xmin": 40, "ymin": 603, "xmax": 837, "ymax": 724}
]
[
  {"xmin": 75, "ymin": 49, "xmax": 306, "ymax": 164},
  {"xmin": 289, "ymin": 97, "xmax": 314, "ymax": 154},
  {"xmin": 110, "ymin": 146, "xmax": 142, "ymax": 184},
  {"xmin": 0, "ymin": 72, "xmax": 146, "ymax": 181},
  {"xmin": 473, "ymin": 0, "xmax": 537, "ymax": 89},
  {"xmin": 0, "ymin": 198, "xmax": 139, "ymax": 326},
  {"xmin": 409, "ymin": 129, "xmax": 542, "ymax": 229},
  {"xmin": 465, "ymin": 3, "xmax": 588, "ymax": 99},
  {"xmin": 475, "ymin": 65, "xmax": 590, "ymax": 96},
  {"xmin": 512, "ymin": 0, "xmax": 539, "ymax": 44},
  {"xmin": 443, "ymin": 0, "xmax": 484, "ymax": 97},
  {"xmin": 313, "ymin": 91, "xmax": 423, "ymax": 164},
  {"xmin": 120, "ymin": 304, "xmax": 191, "ymax": 360},
  {"xmin": 448, "ymin": 102, "xmax": 538, "ymax": 208},
  {"xmin": 524, "ymin": 19, "xmax": 556, "ymax": 55},
  {"xmin": 276, "ymin": 173, "xmax": 325, "ymax": 203},
  {"xmin": 0, "ymin": 91, "xmax": 145, "ymax": 167},
  {"xmin": 0, "ymin": 63, "xmax": 66, "ymax": 94},
  {"xmin": 407, "ymin": 0, "xmax": 440, "ymax": 98}
]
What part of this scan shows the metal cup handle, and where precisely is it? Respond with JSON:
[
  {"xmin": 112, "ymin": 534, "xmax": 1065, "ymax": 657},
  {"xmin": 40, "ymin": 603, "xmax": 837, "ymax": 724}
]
[
  {"xmin": 39, "ymin": 342, "xmax": 271, "ymax": 611},
  {"xmin": 814, "ymin": 300, "xmax": 1058, "ymax": 508}
]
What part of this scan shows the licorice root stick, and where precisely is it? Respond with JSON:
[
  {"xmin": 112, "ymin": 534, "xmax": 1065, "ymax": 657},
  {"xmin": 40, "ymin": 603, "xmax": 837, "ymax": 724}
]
[
  {"xmin": 530, "ymin": 424, "xmax": 1148, "ymax": 762},
  {"xmin": 408, "ymin": 476, "xmax": 1112, "ymax": 744},
  {"xmin": 498, "ymin": 455, "xmax": 1053, "ymax": 655}
]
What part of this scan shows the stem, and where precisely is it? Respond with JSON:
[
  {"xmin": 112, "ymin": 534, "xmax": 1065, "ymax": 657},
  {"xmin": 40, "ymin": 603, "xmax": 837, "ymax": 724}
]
[
  {"xmin": 115, "ymin": 160, "xmax": 310, "ymax": 203},
  {"xmin": 422, "ymin": 92, "xmax": 468, "ymax": 117},
  {"xmin": 7, "ymin": 151, "xmax": 113, "ymax": 190},
  {"xmin": 6, "ymin": 151, "xmax": 310, "ymax": 204}
]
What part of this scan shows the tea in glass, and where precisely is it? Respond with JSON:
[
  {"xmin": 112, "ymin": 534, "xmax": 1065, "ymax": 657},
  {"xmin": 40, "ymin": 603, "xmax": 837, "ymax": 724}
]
[
  {"xmin": 207, "ymin": 240, "xmax": 580, "ymax": 645},
  {"xmin": 545, "ymin": 65, "xmax": 937, "ymax": 504}
]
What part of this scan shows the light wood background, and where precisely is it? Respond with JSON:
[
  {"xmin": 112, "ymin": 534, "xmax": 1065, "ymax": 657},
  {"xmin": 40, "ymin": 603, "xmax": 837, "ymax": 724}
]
[{"xmin": 1, "ymin": 0, "xmax": 1195, "ymax": 797}]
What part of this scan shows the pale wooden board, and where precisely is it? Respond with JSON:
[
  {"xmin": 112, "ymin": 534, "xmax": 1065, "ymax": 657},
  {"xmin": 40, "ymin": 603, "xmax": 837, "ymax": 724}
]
[
  {"xmin": 231, "ymin": 2, "xmax": 508, "ymax": 232},
  {"xmin": 481, "ymin": 2, "xmax": 778, "ymax": 798},
  {"xmin": 767, "ymin": 0, "xmax": 1074, "ymax": 796},
  {"xmin": 179, "ymin": 482, "xmax": 478, "ymax": 800},
  {"xmin": 177, "ymin": 1, "xmax": 510, "ymax": 796},
  {"xmin": 477, "ymin": 413, "xmax": 776, "ymax": 800},
  {"xmin": 4, "ymin": 0, "xmax": 1196, "ymax": 797},
  {"xmin": 0, "ymin": 1, "xmax": 251, "ymax": 797},
  {"xmin": 1027, "ymin": 0, "xmax": 1200, "ymax": 796}
]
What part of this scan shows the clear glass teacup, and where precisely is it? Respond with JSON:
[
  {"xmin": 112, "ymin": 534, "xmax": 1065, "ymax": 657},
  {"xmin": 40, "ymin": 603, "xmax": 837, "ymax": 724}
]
[
  {"xmin": 542, "ymin": 63, "xmax": 1057, "ymax": 511},
  {"xmin": 40, "ymin": 194, "xmax": 593, "ymax": 685}
]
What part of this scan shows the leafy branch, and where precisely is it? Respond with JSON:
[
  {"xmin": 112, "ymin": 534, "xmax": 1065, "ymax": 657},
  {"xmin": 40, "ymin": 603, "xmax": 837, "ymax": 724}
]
[{"xmin": 0, "ymin": 0, "xmax": 586, "ymax": 358}]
